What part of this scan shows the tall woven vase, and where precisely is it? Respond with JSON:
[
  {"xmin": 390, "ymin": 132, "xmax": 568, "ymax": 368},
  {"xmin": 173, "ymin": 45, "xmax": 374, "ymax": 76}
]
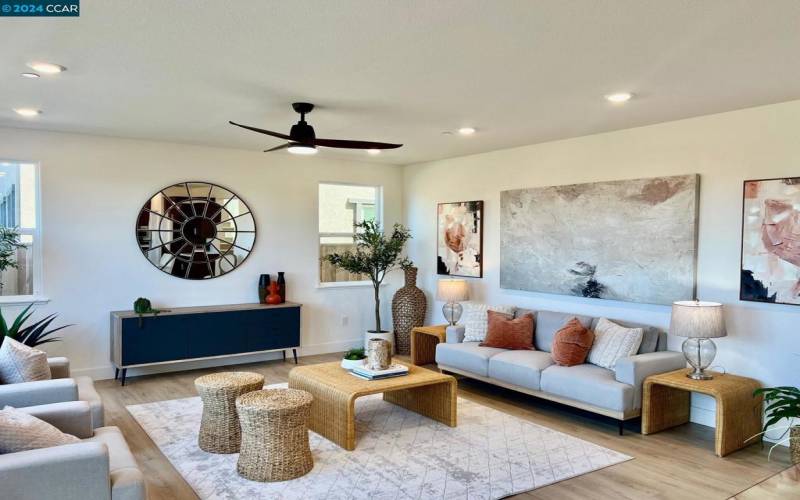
[{"xmin": 391, "ymin": 267, "xmax": 426, "ymax": 355}]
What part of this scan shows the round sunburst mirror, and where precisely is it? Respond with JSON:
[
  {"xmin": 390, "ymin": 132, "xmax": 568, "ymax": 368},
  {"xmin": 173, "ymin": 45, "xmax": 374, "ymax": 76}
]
[{"xmin": 136, "ymin": 182, "xmax": 256, "ymax": 279}]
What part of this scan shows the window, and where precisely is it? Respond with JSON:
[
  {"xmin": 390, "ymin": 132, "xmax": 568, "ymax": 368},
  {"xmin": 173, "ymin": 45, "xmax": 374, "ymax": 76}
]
[
  {"xmin": 0, "ymin": 161, "xmax": 41, "ymax": 299},
  {"xmin": 318, "ymin": 182, "xmax": 381, "ymax": 284}
]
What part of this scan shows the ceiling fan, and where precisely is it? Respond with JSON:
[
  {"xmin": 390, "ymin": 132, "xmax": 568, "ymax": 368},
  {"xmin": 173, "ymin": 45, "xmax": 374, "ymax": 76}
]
[{"xmin": 229, "ymin": 102, "xmax": 402, "ymax": 155}]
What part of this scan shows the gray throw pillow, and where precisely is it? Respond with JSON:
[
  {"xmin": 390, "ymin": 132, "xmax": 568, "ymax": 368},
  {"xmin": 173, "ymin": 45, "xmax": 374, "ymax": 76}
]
[{"xmin": 0, "ymin": 337, "xmax": 51, "ymax": 384}]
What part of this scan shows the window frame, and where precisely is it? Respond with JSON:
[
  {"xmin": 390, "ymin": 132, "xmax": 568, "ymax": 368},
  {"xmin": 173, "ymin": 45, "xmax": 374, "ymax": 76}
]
[
  {"xmin": 317, "ymin": 181, "xmax": 383, "ymax": 288},
  {"xmin": 0, "ymin": 160, "xmax": 46, "ymax": 305}
]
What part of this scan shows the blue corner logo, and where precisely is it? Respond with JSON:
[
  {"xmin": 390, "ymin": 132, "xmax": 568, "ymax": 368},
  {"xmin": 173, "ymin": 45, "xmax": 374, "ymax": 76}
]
[{"xmin": 1, "ymin": 0, "xmax": 79, "ymax": 16}]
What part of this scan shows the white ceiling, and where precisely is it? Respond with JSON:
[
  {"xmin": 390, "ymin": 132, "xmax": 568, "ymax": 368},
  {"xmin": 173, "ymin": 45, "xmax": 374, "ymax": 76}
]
[{"xmin": 2, "ymin": 0, "xmax": 800, "ymax": 165}]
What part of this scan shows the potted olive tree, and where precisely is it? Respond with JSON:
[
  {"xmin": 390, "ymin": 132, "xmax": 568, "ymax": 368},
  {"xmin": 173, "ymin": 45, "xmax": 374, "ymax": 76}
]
[
  {"xmin": 0, "ymin": 227, "xmax": 26, "ymax": 294},
  {"xmin": 323, "ymin": 220, "xmax": 411, "ymax": 351}
]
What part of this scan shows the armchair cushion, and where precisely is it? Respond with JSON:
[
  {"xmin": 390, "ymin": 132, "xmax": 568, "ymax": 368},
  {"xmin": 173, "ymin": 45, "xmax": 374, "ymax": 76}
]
[
  {"xmin": 0, "ymin": 377, "xmax": 78, "ymax": 408},
  {"xmin": 0, "ymin": 405, "xmax": 79, "ymax": 453},
  {"xmin": 19, "ymin": 401, "xmax": 94, "ymax": 439},
  {"xmin": 0, "ymin": 338, "xmax": 51, "ymax": 384},
  {"xmin": 614, "ymin": 351, "xmax": 687, "ymax": 408}
]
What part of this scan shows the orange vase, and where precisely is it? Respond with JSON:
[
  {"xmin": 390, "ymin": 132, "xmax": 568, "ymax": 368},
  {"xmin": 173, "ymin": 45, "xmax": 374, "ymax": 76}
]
[{"xmin": 266, "ymin": 282, "xmax": 282, "ymax": 305}]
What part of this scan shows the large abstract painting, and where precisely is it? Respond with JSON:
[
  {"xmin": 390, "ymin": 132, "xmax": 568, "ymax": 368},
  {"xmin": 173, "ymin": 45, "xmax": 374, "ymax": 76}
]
[
  {"xmin": 741, "ymin": 177, "xmax": 800, "ymax": 305},
  {"xmin": 500, "ymin": 175, "xmax": 698, "ymax": 305},
  {"xmin": 437, "ymin": 201, "xmax": 483, "ymax": 278}
]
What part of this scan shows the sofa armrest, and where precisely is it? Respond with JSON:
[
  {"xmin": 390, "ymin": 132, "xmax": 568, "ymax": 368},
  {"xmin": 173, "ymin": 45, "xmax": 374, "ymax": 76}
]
[
  {"xmin": 19, "ymin": 401, "xmax": 94, "ymax": 439},
  {"xmin": 48, "ymin": 357, "xmax": 71, "ymax": 379},
  {"xmin": 615, "ymin": 351, "xmax": 686, "ymax": 408},
  {"xmin": 446, "ymin": 325, "xmax": 465, "ymax": 343},
  {"xmin": 0, "ymin": 441, "xmax": 111, "ymax": 500},
  {"xmin": 0, "ymin": 378, "xmax": 79, "ymax": 408}
]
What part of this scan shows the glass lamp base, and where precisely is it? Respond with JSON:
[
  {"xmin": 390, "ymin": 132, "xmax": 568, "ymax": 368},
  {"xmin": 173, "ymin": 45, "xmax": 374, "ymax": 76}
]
[
  {"xmin": 442, "ymin": 302, "xmax": 463, "ymax": 326},
  {"xmin": 682, "ymin": 337, "xmax": 717, "ymax": 380}
]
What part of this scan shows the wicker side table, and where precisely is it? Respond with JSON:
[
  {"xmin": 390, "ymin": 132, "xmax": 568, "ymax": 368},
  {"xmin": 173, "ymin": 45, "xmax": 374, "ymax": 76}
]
[
  {"xmin": 410, "ymin": 325, "xmax": 447, "ymax": 365},
  {"xmin": 195, "ymin": 372, "xmax": 264, "ymax": 454},
  {"xmin": 236, "ymin": 389, "xmax": 314, "ymax": 482}
]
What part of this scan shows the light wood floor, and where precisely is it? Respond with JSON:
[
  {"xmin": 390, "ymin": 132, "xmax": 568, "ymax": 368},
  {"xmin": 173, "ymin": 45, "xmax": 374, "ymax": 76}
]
[{"xmin": 96, "ymin": 353, "xmax": 791, "ymax": 500}]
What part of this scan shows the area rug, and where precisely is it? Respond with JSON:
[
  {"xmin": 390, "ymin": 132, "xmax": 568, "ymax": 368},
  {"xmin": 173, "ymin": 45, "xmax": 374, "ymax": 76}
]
[{"xmin": 127, "ymin": 384, "xmax": 632, "ymax": 499}]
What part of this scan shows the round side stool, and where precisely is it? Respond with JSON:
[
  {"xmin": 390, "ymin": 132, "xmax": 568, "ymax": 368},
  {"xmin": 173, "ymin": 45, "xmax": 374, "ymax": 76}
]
[
  {"xmin": 195, "ymin": 372, "xmax": 264, "ymax": 453},
  {"xmin": 236, "ymin": 388, "xmax": 314, "ymax": 482}
]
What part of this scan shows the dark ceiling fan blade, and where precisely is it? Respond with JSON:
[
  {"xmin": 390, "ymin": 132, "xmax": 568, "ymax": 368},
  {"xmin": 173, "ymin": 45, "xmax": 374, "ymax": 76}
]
[
  {"xmin": 229, "ymin": 121, "xmax": 292, "ymax": 141},
  {"xmin": 264, "ymin": 143, "xmax": 291, "ymax": 152},
  {"xmin": 311, "ymin": 138, "xmax": 402, "ymax": 149}
]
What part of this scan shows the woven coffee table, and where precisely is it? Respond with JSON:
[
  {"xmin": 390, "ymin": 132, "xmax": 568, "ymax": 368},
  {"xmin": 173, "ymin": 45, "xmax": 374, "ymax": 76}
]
[
  {"xmin": 288, "ymin": 361, "xmax": 457, "ymax": 450},
  {"xmin": 236, "ymin": 389, "xmax": 314, "ymax": 482},
  {"xmin": 195, "ymin": 371, "xmax": 264, "ymax": 453}
]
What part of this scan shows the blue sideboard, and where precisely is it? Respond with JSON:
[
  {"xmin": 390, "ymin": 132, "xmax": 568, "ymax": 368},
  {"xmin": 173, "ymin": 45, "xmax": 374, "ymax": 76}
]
[{"xmin": 110, "ymin": 302, "xmax": 301, "ymax": 385}]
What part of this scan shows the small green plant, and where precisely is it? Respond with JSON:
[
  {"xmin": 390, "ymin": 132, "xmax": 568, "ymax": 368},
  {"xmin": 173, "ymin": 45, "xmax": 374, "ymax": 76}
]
[
  {"xmin": 0, "ymin": 227, "xmax": 27, "ymax": 293},
  {"xmin": 343, "ymin": 348, "xmax": 366, "ymax": 360},
  {"xmin": 748, "ymin": 386, "xmax": 800, "ymax": 459},
  {"xmin": 134, "ymin": 297, "xmax": 165, "ymax": 327},
  {"xmin": 0, "ymin": 304, "xmax": 72, "ymax": 348}
]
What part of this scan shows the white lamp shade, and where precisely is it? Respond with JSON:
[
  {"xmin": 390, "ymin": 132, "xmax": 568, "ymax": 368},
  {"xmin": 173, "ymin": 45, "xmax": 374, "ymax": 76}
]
[
  {"xmin": 669, "ymin": 301, "xmax": 727, "ymax": 338},
  {"xmin": 437, "ymin": 279, "xmax": 470, "ymax": 302}
]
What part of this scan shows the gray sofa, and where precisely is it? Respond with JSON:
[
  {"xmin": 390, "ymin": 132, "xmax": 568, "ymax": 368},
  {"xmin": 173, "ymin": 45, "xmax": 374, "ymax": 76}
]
[
  {"xmin": 0, "ymin": 401, "xmax": 145, "ymax": 500},
  {"xmin": 0, "ymin": 357, "xmax": 104, "ymax": 428},
  {"xmin": 435, "ymin": 309, "xmax": 686, "ymax": 432}
]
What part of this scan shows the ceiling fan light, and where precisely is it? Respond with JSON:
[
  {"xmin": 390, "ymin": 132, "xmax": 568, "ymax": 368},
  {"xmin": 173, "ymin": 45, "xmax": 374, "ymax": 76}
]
[{"xmin": 287, "ymin": 143, "xmax": 318, "ymax": 155}]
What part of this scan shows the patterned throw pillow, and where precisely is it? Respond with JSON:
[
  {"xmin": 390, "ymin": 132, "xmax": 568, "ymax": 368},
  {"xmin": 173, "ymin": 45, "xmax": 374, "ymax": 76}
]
[
  {"xmin": 480, "ymin": 311, "xmax": 535, "ymax": 350},
  {"xmin": 587, "ymin": 317, "xmax": 644, "ymax": 369},
  {"xmin": 0, "ymin": 406, "xmax": 79, "ymax": 454},
  {"xmin": 0, "ymin": 337, "xmax": 51, "ymax": 384},
  {"xmin": 463, "ymin": 303, "xmax": 516, "ymax": 342},
  {"xmin": 551, "ymin": 318, "xmax": 595, "ymax": 366}
]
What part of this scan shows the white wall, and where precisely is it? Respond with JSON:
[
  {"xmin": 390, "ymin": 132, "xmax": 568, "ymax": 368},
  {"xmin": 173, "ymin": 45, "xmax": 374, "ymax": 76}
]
[
  {"xmin": 404, "ymin": 99, "xmax": 800, "ymax": 428},
  {"xmin": 0, "ymin": 127, "xmax": 404, "ymax": 379}
]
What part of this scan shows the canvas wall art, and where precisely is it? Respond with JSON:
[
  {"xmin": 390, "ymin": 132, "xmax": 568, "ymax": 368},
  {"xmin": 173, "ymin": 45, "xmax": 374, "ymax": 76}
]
[
  {"xmin": 500, "ymin": 175, "xmax": 698, "ymax": 305},
  {"xmin": 437, "ymin": 200, "xmax": 483, "ymax": 278},
  {"xmin": 741, "ymin": 177, "xmax": 800, "ymax": 305}
]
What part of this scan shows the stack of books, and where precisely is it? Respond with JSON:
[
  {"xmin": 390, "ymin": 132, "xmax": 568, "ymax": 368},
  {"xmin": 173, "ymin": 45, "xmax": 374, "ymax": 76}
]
[{"xmin": 351, "ymin": 364, "xmax": 409, "ymax": 380}]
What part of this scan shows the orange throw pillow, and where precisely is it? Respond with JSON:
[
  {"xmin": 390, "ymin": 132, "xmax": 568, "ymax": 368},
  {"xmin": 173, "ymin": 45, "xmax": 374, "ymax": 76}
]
[
  {"xmin": 480, "ymin": 311, "xmax": 535, "ymax": 350},
  {"xmin": 551, "ymin": 318, "xmax": 595, "ymax": 366}
]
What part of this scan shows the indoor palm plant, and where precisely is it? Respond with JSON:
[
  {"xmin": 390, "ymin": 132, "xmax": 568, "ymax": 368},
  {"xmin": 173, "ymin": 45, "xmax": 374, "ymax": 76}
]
[
  {"xmin": 323, "ymin": 220, "xmax": 411, "ymax": 349},
  {"xmin": 752, "ymin": 386, "xmax": 800, "ymax": 463},
  {"xmin": 0, "ymin": 303, "xmax": 72, "ymax": 348}
]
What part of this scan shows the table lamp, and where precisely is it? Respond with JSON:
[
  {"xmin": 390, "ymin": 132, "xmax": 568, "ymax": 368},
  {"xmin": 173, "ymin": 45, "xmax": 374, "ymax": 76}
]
[
  {"xmin": 437, "ymin": 279, "xmax": 470, "ymax": 326},
  {"xmin": 669, "ymin": 300, "xmax": 727, "ymax": 380}
]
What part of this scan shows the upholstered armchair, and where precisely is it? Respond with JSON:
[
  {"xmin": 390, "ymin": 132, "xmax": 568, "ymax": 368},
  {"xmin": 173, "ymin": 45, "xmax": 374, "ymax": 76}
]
[
  {"xmin": 0, "ymin": 400, "xmax": 145, "ymax": 500},
  {"xmin": 0, "ymin": 357, "xmax": 104, "ymax": 427}
]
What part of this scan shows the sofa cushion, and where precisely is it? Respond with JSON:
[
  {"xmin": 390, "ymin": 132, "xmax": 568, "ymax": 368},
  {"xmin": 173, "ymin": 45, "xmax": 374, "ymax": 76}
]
[
  {"xmin": 587, "ymin": 318, "xmax": 644, "ymax": 369},
  {"xmin": 480, "ymin": 311, "xmax": 535, "ymax": 350},
  {"xmin": 551, "ymin": 318, "xmax": 595, "ymax": 366},
  {"xmin": 0, "ymin": 338, "xmax": 51, "ymax": 384},
  {"xmin": 540, "ymin": 364, "xmax": 635, "ymax": 413},
  {"xmin": 435, "ymin": 342, "xmax": 506, "ymax": 377},
  {"xmin": 590, "ymin": 317, "xmax": 664, "ymax": 354},
  {"xmin": 488, "ymin": 350, "xmax": 555, "ymax": 391},
  {"xmin": 535, "ymin": 311, "xmax": 594, "ymax": 353},
  {"xmin": 86, "ymin": 426, "xmax": 145, "ymax": 500},
  {"xmin": 463, "ymin": 304, "xmax": 516, "ymax": 342}
]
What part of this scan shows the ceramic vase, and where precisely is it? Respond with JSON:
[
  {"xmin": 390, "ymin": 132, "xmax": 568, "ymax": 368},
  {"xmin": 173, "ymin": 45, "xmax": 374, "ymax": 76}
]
[
  {"xmin": 366, "ymin": 339, "xmax": 392, "ymax": 371},
  {"xmin": 277, "ymin": 272, "xmax": 286, "ymax": 303},
  {"xmin": 391, "ymin": 267, "xmax": 426, "ymax": 355},
  {"xmin": 258, "ymin": 274, "xmax": 270, "ymax": 304},
  {"xmin": 266, "ymin": 282, "xmax": 282, "ymax": 305}
]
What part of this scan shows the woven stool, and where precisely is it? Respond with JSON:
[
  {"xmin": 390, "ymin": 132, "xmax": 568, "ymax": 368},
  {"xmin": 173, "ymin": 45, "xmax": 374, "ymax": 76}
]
[
  {"xmin": 195, "ymin": 371, "xmax": 264, "ymax": 454},
  {"xmin": 236, "ymin": 389, "xmax": 314, "ymax": 482}
]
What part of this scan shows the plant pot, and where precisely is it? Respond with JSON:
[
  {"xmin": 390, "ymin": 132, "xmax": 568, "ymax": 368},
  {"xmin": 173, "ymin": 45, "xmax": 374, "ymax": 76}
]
[
  {"xmin": 340, "ymin": 357, "xmax": 365, "ymax": 370},
  {"xmin": 792, "ymin": 426, "xmax": 800, "ymax": 465},
  {"xmin": 364, "ymin": 330, "xmax": 394, "ymax": 353}
]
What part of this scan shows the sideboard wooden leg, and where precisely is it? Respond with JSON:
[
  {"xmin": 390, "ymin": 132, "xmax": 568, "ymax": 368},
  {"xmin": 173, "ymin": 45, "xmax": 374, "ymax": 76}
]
[
  {"xmin": 120, "ymin": 369, "xmax": 128, "ymax": 386},
  {"xmin": 114, "ymin": 368, "xmax": 119, "ymax": 381},
  {"xmin": 282, "ymin": 350, "xmax": 287, "ymax": 362},
  {"xmin": 292, "ymin": 348, "xmax": 298, "ymax": 364}
]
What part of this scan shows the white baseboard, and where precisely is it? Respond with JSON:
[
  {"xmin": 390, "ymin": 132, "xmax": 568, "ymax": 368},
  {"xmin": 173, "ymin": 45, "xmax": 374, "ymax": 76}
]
[{"xmin": 72, "ymin": 338, "xmax": 362, "ymax": 381}]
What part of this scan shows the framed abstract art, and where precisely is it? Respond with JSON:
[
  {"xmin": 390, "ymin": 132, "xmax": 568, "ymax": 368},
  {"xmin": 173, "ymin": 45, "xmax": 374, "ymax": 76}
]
[
  {"xmin": 741, "ymin": 177, "xmax": 800, "ymax": 305},
  {"xmin": 437, "ymin": 201, "xmax": 483, "ymax": 278}
]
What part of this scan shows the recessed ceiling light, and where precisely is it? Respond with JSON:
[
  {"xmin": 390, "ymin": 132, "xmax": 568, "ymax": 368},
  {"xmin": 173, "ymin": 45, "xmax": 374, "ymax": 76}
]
[
  {"xmin": 14, "ymin": 108, "xmax": 42, "ymax": 117},
  {"xmin": 605, "ymin": 92, "xmax": 633, "ymax": 103},
  {"xmin": 287, "ymin": 143, "xmax": 317, "ymax": 155},
  {"xmin": 27, "ymin": 62, "xmax": 66, "ymax": 74},
  {"xmin": 366, "ymin": 149, "xmax": 381, "ymax": 155},
  {"xmin": 458, "ymin": 127, "xmax": 476, "ymax": 135},
  {"xmin": 20, "ymin": 72, "xmax": 40, "ymax": 79}
]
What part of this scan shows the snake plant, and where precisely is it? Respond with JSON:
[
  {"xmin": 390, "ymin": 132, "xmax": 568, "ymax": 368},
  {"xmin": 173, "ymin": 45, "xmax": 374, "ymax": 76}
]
[{"xmin": 0, "ymin": 304, "xmax": 72, "ymax": 348}]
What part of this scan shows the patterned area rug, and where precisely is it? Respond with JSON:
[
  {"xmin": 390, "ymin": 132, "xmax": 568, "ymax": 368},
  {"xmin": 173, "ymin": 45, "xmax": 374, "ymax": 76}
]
[{"xmin": 127, "ymin": 384, "xmax": 632, "ymax": 499}]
